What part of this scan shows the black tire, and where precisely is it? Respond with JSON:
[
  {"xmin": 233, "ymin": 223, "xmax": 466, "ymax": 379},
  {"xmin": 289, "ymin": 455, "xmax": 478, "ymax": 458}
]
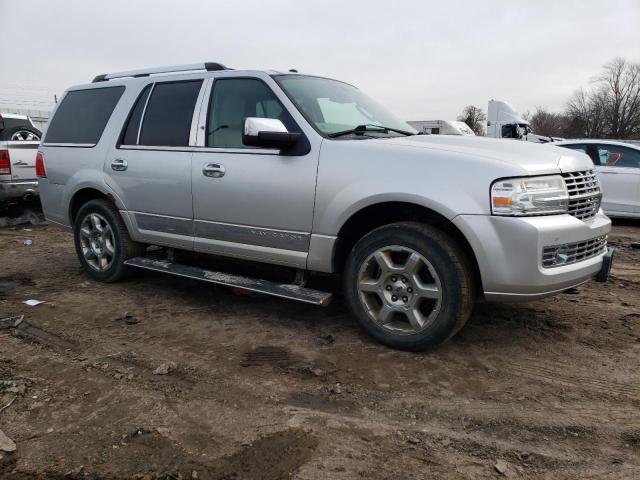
[
  {"xmin": 1, "ymin": 126, "xmax": 41, "ymax": 141},
  {"xmin": 343, "ymin": 222, "xmax": 475, "ymax": 351},
  {"xmin": 73, "ymin": 199, "xmax": 145, "ymax": 282}
]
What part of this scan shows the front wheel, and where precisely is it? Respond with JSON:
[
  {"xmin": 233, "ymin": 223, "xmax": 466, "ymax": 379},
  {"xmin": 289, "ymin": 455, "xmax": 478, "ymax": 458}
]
[
  {"xmin": 73, "ymin": 199, "xmax": 145, "ymax": 282},
  {"xmin": 343, "ymin": 222, "xmax": 475, "ymax": 351}
]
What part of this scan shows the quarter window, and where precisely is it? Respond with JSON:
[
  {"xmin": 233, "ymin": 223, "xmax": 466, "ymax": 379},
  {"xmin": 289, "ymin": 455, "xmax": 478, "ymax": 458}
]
[
  {"xmin": 138, "ymin": 80, "xmax": 202, "ymax": 147},
  {"xmin": 44, "ymin": 86, "xmax": 124, "ymax": 145},
  {"xmin": 121, "ymin": 84, "xmax": 152, "ymax": 146},
  {"xmin": 206, "ymin": 78, "xmax": 290, "ymax": 148}
]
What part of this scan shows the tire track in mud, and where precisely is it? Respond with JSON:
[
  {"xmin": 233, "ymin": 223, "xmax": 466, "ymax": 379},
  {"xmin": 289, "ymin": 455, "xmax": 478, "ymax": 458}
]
[
  {"xmin": 503, "ymin": 361, "xmax": 640, "ymax": 400},
  {"xmin": 285, "ymin": 405, "xmax": 582, "ymax": 468},
  {"xmin": 409, "ymin": 399, "xmax": 640, "ymax": 428}
]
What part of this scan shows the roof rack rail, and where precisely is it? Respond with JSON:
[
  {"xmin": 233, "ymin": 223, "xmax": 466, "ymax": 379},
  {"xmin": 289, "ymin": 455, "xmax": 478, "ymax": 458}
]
[{"xmin": 92, "ymin": 62, "xmax": 230, "ymax": 83}]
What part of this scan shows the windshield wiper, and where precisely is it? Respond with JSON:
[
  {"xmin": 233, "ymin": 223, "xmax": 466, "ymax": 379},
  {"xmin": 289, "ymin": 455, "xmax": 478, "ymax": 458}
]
[{"xmin": 328, "ymin": 124, "xmax": 414, "ymax": 138}]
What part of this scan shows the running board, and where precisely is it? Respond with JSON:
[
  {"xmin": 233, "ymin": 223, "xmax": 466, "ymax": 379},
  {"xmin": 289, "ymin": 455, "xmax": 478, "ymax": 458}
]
[{"xmin": 124, "ymin": 257, "xmax": 332, "ymax": 306}]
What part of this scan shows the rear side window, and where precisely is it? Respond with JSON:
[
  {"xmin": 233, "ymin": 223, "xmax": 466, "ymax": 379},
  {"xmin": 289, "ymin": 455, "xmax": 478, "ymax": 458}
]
[
  {"xmin": 138, "ymin": 80, "xmax": 202, "ymax": 147},
  {"xmin": 44, "ymin": 86, "xmax": 124, "ymax": 145}
]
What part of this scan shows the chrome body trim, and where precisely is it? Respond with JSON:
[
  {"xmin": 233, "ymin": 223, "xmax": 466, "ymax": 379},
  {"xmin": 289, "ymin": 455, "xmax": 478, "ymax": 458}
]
[
  {"xmin": 195, "ymin": 78, "xmax": 214, "ymax": 147},
  {"xmin": 133, "ymin": 212, "xmax": 192, "ymax": 236},
  {"xmin": 136, "ymin": 82, "xmax": 155, "ymax": 145},
  {"xmin": 194, "ymin": 219, "xmax": 309, "ymax": 252},
  {"xmin": 40, "ymin": 143, "xmax": 96, "ymax": 148},
  {"xmin": 189, "ymin": 80, "xmax": 208, "ymax": 147}
]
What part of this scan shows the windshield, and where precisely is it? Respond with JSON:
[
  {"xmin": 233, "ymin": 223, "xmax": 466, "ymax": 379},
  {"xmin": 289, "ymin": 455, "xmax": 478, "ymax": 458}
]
[{"xmin": 275, "ymin": 75, "xmax": 416, "ymax": 138}]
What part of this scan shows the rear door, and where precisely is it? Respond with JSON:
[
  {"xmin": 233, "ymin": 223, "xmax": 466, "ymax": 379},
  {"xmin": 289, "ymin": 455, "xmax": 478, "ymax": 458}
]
[
  {"xmin": 106, "ymin": 79, "xmax": 204, "ymax": 249},
  {"xmin": 595, "ymin": 144, "xmax": 640, "ymax": 215}
]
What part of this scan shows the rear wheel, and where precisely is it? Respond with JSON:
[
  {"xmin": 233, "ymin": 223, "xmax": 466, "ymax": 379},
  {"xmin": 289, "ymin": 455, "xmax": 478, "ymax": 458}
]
[
  {"xmin": 344, "ymin": 222, "xmax": 475, "ymax": 351},
  {"xmin": 73, "ymin": 199, "xmax": 145, "ymax": 282},
  {"xmin": 7, "ymin": 126, "xmax": 40, "ymax": 141}
]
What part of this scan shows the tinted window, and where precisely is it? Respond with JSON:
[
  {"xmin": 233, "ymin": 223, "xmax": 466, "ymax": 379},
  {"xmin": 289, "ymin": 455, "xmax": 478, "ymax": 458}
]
[
  {"xmin": 207, "ymin": 78, "xmax": 289, "ymax": 148},
  {"xmin": 44, "ymin": 86, "xmax": 124, "ymax": 144},
  {"xmin": 559, "ymin": 143, "xmax": 601, "ymax": 165},
  {"xmin": 139, "ymin": 80, "xmax": 202, "ymax": 147},
  {"xmin": 121, "ymin": 84, "xmax": 152, "ymax": 145},
  {"xmin": 597, "ymin": 145, "xmax": 640, "ymax": 169}
]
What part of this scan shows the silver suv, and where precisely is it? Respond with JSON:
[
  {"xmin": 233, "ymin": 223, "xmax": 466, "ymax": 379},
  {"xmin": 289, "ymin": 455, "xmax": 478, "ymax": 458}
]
[{"xmin": 37, "ymin": 62, "xmax": 613, "ymax": 350}]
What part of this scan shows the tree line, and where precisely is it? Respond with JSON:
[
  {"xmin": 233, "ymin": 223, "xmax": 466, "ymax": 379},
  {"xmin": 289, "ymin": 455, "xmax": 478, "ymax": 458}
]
[{"xmin": 457, "ymin": 57, "xmax": 640, "ymax": 139}]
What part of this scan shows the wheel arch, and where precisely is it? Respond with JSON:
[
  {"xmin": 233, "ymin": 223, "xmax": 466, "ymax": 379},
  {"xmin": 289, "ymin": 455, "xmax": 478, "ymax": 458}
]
[
  {"xmin": 332, "ymin": 201, "xmax": 482, "ymax": 293},
  {"xmin": 68, "ymin": 186, "xmax": 120, "ymax": 225}
]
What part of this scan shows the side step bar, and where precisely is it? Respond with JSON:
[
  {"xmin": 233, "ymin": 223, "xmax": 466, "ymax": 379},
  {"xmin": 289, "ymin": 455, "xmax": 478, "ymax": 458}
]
[{"xmin": 124, "ymin": 257, "xmax": 333, "ymax": 307}]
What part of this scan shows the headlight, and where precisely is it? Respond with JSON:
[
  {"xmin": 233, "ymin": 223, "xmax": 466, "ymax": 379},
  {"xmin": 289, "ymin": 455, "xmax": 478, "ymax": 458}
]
[{"xmin": 491, "ymin": 175, "xmax": 568, "ymax": 216}]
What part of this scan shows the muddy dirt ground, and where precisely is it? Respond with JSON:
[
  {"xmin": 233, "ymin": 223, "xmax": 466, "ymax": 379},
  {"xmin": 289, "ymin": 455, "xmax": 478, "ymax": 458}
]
[{"xmin": 0, "ymin": 207, "xmax": 639, "ymax": 479}]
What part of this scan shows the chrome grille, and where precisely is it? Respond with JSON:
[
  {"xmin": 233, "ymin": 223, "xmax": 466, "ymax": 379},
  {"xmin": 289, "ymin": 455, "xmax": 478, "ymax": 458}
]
[
  {"xmin": 542, "ymin": 235, "xmax": 607, "ymax": 268},
  {"xmin": 561, "ymin": 170, "xmax": 601, "ymax": 221}
]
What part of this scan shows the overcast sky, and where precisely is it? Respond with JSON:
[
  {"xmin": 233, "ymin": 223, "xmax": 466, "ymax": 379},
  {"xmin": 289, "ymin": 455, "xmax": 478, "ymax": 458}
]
[{"xmin": 1, "ymin": 0, "xmax": 638, "ymax": 120}]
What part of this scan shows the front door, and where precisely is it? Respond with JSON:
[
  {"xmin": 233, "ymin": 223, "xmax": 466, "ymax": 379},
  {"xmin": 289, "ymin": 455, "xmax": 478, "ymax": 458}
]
[
  {"xmin": 105, "ymin": 79, "xmax": 204, "ymax": 248},
  {"xmin": 595, "ymin": 144, "xmax": 640, "ymax": 215},
  {"xmin": 191, "ymin": 76, "xmax": 319, "ymax": 268}
]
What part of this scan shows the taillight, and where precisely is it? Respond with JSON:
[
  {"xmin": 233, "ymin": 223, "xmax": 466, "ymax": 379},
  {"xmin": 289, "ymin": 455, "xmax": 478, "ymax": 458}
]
[
  {"xmin": 0, "ymin": 150, "xmax": 10, "ymax": 175},
  {"xmin": 35, "ymin": 151, "xmax": 47, "ymax": 178}
]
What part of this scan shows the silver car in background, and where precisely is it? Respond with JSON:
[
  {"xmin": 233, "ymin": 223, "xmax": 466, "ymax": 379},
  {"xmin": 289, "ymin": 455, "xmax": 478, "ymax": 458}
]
[
  {"xmin": 36, "ymin": 62, "xmax": 614, "ymax": 351},
  {"xmin": 555, "ymin": 140, "xmax": 640, "ymax": 218}
]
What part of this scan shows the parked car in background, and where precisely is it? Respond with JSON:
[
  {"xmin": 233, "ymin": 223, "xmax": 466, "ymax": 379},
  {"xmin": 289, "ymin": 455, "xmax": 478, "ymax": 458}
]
[
  {"xmin": 37, "ymin": 63, "xmax": 613, "ymax": 351},
  {"xmin": 555, "ymin": 140, "xmax": 640, "ymax": 218},
  {"xmin": 0, "ymin": 114, "xmax": 42, "ymax": 203}
]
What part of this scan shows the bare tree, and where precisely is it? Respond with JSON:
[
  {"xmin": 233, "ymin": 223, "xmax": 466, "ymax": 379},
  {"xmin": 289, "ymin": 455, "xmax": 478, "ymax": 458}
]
[
  {"xmin": 457, "ymin": 105, "xmax": 486, "ymax": 136},
  {"xmin": 526, "ymin": 106, "xmax": 565, "ymax": 137},
  {"xmin": 564, "ymin": 58, "xmax": 640, "ymax": 139},
  {"xmin": 598, "ymin": 57, "xmax": 640, "ymax": 138},
  {"xmin": 566, "ymin": 88, "xmax": 608, "ymax": 138}
]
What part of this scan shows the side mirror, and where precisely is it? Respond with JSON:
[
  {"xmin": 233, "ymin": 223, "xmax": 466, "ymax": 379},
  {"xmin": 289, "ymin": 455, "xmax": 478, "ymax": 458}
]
[{"xmin": 242, "ymin": 117, "xmax": 301, "ymax": 150}]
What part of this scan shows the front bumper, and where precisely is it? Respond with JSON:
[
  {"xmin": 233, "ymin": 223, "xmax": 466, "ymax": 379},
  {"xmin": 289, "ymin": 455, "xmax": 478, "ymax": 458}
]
[
  {"xmin": 453, "ymin": 211, "xmax": 612, "ymax": 302},
  {"xmin": 0, "ymin": 180, "xmax": 39, "ymax": 202}
]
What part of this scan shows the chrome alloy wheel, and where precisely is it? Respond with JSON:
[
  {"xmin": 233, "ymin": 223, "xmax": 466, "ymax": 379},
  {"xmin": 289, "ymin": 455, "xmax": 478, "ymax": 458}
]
[
  {"xmin": 357, "ymin": 245, "xmax": 443, "ymax": 334},
  {"xmin": 10, "ymin": 130, "xmax": 40, "ymax": 141},
  {"xmin": 79, "ymin": 213, "xmax": 115, "ymax": 271}
]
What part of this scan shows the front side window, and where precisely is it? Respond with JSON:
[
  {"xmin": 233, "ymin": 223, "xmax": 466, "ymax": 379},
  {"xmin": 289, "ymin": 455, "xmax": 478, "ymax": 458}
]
[
  {"xmin": 561, "ymin": 144, "xmax": 588, "ymax": 153},
  {"xmin": 597, "ymin": 145, "xmax": 640, "ymax": 169},
  {"xmin": 138, "ymin": 80, "xmax": 202, "ymax": 147},
  {"xmin": 45, "ymin": 86, "xmax": 124, "ymax": 145},
  {"xmin": 206, "ymin": 78, "xmax": 290, "ymax": 148},
  {"xmin": 275, "ymin": 75, "xmax": 415, "ymax": 138},
  {"xmin": 559, "ymin": 143, "xmax": 600, "ymax": 165}
]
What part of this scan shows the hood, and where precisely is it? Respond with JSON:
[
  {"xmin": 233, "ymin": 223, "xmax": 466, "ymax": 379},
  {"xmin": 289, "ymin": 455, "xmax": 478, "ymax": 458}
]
[{"xmin": 366, "ymin": 135, "xmax": 593, "ymax": 174}]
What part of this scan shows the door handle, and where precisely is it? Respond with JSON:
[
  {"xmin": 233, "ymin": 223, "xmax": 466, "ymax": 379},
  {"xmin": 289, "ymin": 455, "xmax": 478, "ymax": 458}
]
[
  {"xmin": 111, "ymin": 158, "xmax": 128, "ymax": 171},
  {"xmin": 203, "ymin": 163, "xmax": 225, "ymax": 178},
  {"xmin": 600, "ymin": 171, "xmax": 618, "ymax": 174}
]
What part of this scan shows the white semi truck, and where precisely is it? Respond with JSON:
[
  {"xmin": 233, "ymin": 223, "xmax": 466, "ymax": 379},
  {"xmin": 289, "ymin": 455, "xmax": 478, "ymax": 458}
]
[
  {"xmin": 486, "ymin": 99, "xmax": 562, "ymax": 143},
  {"xmin": 407, "ymin": 120, "xmax": 475, "ymax": 136}
]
